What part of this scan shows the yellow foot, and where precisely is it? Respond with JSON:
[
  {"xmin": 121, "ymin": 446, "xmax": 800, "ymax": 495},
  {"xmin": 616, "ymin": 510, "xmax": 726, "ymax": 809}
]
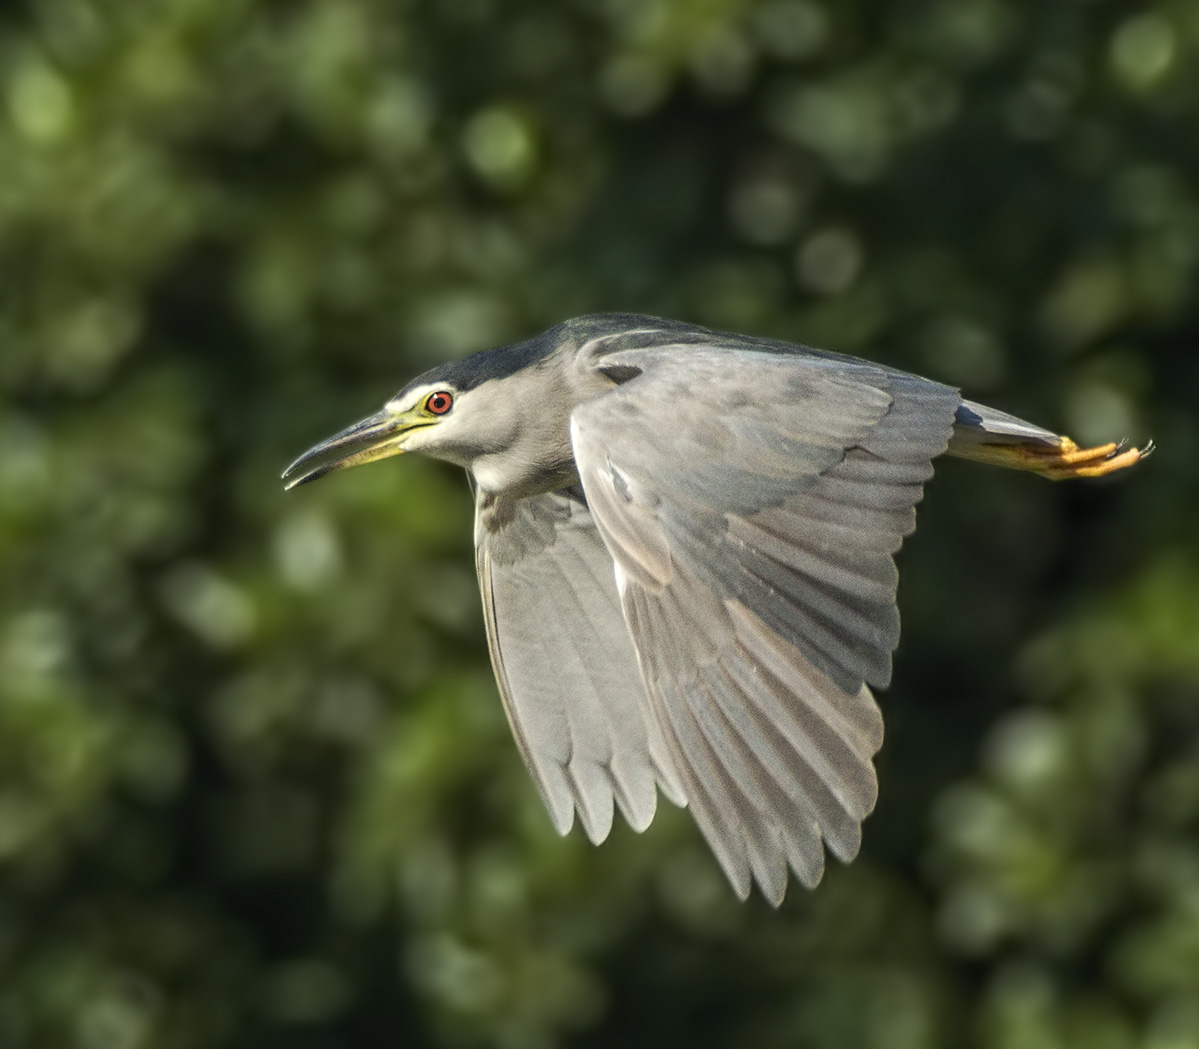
[{"xmin": 978, "ymin": 436, "xmax": 1155, "ymax": 480}]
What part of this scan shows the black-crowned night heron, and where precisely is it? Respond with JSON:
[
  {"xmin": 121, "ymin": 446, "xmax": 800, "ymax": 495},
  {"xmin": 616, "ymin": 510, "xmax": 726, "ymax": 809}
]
[{"xmin": 283, "ymin": 314, "xmax": 1150, "ymax": 905}]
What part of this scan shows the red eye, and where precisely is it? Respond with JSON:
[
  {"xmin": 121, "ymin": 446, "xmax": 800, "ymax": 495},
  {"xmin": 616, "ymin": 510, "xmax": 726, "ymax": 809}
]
[{"xmin": 425, "ymin": 391, "xmax": 453, "ymax": 415}]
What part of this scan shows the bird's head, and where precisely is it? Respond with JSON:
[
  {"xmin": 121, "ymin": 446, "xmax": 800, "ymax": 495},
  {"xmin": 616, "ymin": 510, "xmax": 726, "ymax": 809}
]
[
  {"xmin": 281, "ymin": 331, "xmax": 564, "ymax": 491},
  {"xmin": 280, "ymin": 381, "xmax": 465, "ymax": 490}
]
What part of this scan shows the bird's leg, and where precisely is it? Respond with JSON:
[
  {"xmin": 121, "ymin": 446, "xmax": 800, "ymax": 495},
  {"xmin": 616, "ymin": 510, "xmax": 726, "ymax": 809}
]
[{"xmin": 958, "ymin": 435, "xmax": 1155, "ymax": 480}]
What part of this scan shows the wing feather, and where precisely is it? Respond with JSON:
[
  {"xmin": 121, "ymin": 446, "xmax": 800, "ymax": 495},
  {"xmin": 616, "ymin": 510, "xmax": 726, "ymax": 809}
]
[
  {"xmin": 475, "ymin": 489, "xmax": 683, "ymax": 841},
  {"xmin": 571, "ymin": 345, "xmax": 960, "ymax": 901}
]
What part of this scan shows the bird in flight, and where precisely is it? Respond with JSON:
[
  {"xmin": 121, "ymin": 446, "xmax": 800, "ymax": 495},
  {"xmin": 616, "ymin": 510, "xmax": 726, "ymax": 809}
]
[{"xmin": 283, "ymin": 314, "xmax": 1151, "ymax": 905}]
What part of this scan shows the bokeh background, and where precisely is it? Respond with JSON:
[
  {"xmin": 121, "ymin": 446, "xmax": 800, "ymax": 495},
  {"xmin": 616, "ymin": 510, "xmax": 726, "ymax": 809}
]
[{"xmin": 2, "ymin": 0, "xmax": 1198, "ymax": 1046}]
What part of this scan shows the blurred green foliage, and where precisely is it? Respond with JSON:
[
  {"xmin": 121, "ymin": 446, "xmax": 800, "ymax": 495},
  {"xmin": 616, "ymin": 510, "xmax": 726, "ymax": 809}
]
[{"xmin": 0, "ymin": 0, "xmax": 1197, "ymax": 1046}]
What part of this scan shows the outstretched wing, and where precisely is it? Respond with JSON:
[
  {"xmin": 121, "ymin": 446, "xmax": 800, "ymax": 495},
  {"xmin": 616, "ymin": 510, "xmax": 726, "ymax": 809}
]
[
  {"xmin": 571, "ymin": 346, "xmax": 961, "ymax": 904},
  {"xmin": 475, "ymin": 487, "xmax": 685, "ymax": 844}
]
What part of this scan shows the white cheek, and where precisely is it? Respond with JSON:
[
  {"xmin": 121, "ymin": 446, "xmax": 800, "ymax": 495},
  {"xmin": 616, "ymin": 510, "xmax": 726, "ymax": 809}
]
[
  {"xmin": 403, "ymin": 413, "xmax": 461, "ymax": 450},
  {"xmin": 400, "ymin": 426, "xmax": 435, "ymax": 453}
]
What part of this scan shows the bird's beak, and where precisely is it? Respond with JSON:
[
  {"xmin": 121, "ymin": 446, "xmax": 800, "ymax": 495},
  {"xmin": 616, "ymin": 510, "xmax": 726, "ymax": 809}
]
[{"xmin": 281, "ymin": 407, "xmax": 423, "ymax": 490}]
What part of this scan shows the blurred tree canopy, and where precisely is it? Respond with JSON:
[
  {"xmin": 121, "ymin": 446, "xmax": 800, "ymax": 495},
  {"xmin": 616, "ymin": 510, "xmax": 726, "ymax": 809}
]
[{"xmin": 1, "ymin": 0, "xmax": 1198, "ymax": 1046}]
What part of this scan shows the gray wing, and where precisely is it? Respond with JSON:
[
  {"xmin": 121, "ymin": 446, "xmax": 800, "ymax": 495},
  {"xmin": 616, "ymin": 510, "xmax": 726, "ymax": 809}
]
[
  {"xmin": 571, "ymin": 346, "xmax": 961, "ymax": 904},
  {"xmin": 474, "ymin": 487, "xmax": 686, "ymax": 844}
]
